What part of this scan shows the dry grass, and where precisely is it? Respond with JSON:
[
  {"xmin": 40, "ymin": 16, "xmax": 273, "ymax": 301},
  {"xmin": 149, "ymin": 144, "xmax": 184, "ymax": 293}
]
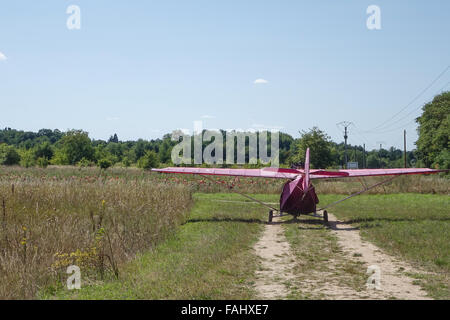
[
  {"xmin": 0, "ymin": 170, "xmax": 192, "ymax": 299},
  {"xmin": 1, "ymin": 165, "xmax": 447, "ymax": 195}
]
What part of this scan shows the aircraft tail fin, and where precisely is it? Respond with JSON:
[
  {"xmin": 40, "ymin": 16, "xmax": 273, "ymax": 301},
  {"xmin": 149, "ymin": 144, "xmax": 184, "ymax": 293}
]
[{"xmin": 303, "ymin": 148, "xmax": 310, "ymax": 189}]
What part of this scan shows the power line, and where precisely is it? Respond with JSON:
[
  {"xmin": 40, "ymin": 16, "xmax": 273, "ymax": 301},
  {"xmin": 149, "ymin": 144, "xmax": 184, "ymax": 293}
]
[
  {"xmin": 364, "ymin": 65, "xmax": 450, "ymax": 133},
  {"xmin": 367, "ymin": 80, "xmax": 450, "ymax": 135},
  {"xmin": 372, "ymin": 118, "xmax": 418, "ymax": 134},
  {"xmin": 375, "ymin": 79, "xmax": 450, "ymax": 132},
  {"xmin": 352, "ymin": 123, "xmax": 371, "ymax": 146}
]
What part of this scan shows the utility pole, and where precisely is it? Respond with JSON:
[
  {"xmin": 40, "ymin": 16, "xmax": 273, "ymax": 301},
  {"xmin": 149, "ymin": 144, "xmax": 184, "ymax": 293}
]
[
  {"xmin": 376, "ymin": 141, "xmax": 386, "ymax": 169},
  {"xmin": 363, "ymin": 144, "xmax": 366, "ymax": 168},
  {"xmin": 337, "ymin": 121, "xmax": 353, "ymax": 169},
  {"xmin": 404, "ymin": 130, "xmax": 407, "ymax": 168}
]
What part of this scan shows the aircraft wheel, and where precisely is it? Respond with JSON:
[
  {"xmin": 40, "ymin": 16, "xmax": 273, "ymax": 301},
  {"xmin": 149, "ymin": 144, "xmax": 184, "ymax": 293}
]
[
  {"xmin": 323, "ymin": 210, "xmax": 328, "ymax": 223},
  {"xmin": 268, "ymin": 210, "xmax": 273, "ymax": 223}
]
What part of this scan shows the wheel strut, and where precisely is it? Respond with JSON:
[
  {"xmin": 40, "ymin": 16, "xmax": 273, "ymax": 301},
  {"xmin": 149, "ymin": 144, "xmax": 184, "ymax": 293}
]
[
  {"xmin": 268, "ymin": 210, "xmax": 273, "ymax": 223},
  {"xmin": 323, "ymin": 210, "xmax": 328, "ymax": 223}
]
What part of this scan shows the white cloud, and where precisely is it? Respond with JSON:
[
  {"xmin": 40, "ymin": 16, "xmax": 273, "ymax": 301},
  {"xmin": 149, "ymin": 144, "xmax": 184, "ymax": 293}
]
[
  {"xmin": 254, "ymin": 78, "xmax": 268, "ymax": 84},
  {"xmin": 106, "ymin": 116, "xmax": 120, "ymax": 121},
  {"xmin": 0, "ymin": 52, "xmax": 7, "ymax": 61},
  {"xmin": 201, "ymin": 115, "xmax": 215, "ymax": 119}
]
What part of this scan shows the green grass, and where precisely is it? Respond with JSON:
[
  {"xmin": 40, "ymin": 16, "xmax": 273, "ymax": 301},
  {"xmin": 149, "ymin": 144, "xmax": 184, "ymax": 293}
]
[
  {"xmin": 320, "ymin": 193, "xmax": 450, "ymax": 299},
  {"xmin": 43, "ymin": 193, "xmax": 269, "ymax": 300}
]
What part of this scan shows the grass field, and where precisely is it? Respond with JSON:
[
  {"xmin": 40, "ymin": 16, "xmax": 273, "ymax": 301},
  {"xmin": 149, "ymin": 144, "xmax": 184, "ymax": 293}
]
[
  {"xmin": 0, "ymin": 166, "xmax": 448, "ymax": 299},
  {"xmin": 44, "ymin": 193, "xmax": 269, "ymax": 299},
  {"xmin": 0, "ymin": 172, "xmax": 192, "ymax": 299},
  {"xmin": 43, "ymin": 192, "xmax": 449, "ymax": 300}
]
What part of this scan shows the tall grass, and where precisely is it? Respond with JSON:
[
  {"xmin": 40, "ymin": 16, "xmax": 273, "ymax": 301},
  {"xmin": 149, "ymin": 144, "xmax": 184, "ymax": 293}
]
[
  {"xmin": 1, "ymin": 165, "xmax": 447, "ymax": 195},
  {"xmin": 0, "ymin": 172, "xmax": 192, "ymax": 299}
]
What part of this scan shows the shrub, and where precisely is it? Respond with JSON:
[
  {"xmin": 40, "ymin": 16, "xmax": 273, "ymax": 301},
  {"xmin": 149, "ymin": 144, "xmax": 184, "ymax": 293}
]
[
  {"xmin": 77, "ymin": 157, "xmax": 94, "ymax": 167},
  {"xmin": 0, "ymin": 144, "xmax": 20, "ymax": 165},
  {"xmin": 36, "ymin": 157, "xmax": 49, "ymax": 168},
  {"xmin": 98, "ymin": 158, "xmax": 112, "ymax": 170},
  {"xmin": 19, "ymin": 149, "xmax": 36, "ymax": 168},
  {"xmin": 137, "ymin": 150, "xmax": 159, "ymax": 170}
]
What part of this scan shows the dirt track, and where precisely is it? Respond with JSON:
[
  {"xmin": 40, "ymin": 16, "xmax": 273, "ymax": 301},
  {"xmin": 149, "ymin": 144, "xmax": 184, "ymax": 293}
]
[
  {"xmin": 253, "ymin": 212, "xmax": 431, "ymax": 300},
  {"xmin": 253, "ymin": 216, "xmax": 295, "ymax": 299}
]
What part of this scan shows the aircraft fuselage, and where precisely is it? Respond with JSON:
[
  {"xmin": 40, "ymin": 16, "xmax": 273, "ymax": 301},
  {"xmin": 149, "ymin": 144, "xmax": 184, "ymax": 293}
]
[{"xmin": 280, "ymin": 176, "xmax": 319, "ymax": 216}]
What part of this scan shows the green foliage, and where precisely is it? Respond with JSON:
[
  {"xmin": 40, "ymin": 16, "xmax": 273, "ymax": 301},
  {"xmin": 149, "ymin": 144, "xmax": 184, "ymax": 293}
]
[
  {"xmin": 34, "ymin": 141, "xmax": 53, "ymax": 160},
  {"xmin": 434, "ymin": 149, "xmax": 450, "ymax": 170},
  {"xmin": 0, "ymin": 144, "xmax": 20, "ymax": 165},
  {"xmin": 121, "ymin": 156, "xmax": 131, "ymax": 167},
  {"xmin": 36, "ymin": 157, "xmax": 49, "ymax": 168},
  {"xmin": 98, "ymin": 158, "xmax": 113, "ymax": 170},
  {"xmin": 58, "ymin": 130, "xmax": 94, "ymax": 165},
  {"xmin": 19, "ymin": 149, "xmax": 36, "ymax": 168},
  {"xmin": 137, "ymin": 150, "xmax": 159, "ymax": 170},
  {"xmin": 290, "ymin": 127, "xmax": 333, "ymax": 168},
  {"xmin": 50, "ymin": 148, "xmax": 69, "ymax": 165},
  {"xmin": 416, "ymin": 91, "xmax": 449, "ymax": 168},
  {"xmin": 0, "ymin": 128, "xmax": 63, "ymax": 148},
  {"xmin": 77, "ymin": 157, "xmax": 94, "ymax": 168},
  {"xmin": 366, "ymin": 154, "xmax": 380, "ymax": 169}
]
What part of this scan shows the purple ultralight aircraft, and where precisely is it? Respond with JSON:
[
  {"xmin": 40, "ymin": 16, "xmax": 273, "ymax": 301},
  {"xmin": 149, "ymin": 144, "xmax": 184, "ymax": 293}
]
[{"xmin": 153, "ymin": 148, "xmax": 444, "ymax": 222}]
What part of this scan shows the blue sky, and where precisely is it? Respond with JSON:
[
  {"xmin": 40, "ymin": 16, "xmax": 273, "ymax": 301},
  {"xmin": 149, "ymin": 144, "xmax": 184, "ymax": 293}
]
[{"xmin": 0, "ymin": 1, "xmax": 449, "ymax": 150}]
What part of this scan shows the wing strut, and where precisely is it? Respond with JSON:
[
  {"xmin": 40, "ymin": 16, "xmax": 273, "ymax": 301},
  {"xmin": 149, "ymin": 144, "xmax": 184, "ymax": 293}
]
[
  {"xmin": 317, "ymin": 175, "xmax": 399, "ymax": 212},
  {"xmin": 199, "ymin": 174, "xmax": 279, "ymax": 212}
]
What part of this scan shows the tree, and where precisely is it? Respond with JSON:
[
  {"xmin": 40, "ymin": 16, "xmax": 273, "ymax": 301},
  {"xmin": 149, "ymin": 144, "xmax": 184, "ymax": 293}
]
[
  {"xmin": 290, "ymin": 127, "xmax": 333, "ymax": 169},
  {"xmin": 137, "ymin": 150, "xmax": 159, "ymax": 170},
  {"xmin": 416, "ymin": 91, "xmax": 449, "ymax": 168},
  {"xmin": 0, "ymin": 144, "xmax": 20, "ymax": 165},
  {"xmin": 108, "ymin": 133, "xmax": 119, "ymax": 143},
  {"xmin": 19, "ymin": 149, "xmax": 36, "ymax": 168},
  {"xmin": 158, "ymin": 139, "xmax": 173, "ymax": 164},
  {"xmin": 56, "ymin": 130, "xmax": 94, "ymax": 165},
  {"xmin": 34, "ymin": 141, "xmax": 54, "ymax": 160},
  {"xmin": 367, "ymin": 154, "xmax": 380, "ymax": 168}
]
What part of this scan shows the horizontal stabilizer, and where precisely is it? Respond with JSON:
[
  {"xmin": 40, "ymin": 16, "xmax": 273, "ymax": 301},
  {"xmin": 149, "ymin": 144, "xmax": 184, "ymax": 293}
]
[{"xmin": 310, "ymin": 170, "xmax": 349, "ymax": 177}]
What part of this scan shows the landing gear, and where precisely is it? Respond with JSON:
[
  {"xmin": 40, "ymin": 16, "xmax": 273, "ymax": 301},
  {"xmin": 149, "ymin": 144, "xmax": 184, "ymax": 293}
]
[
  {"xmin": 268, "ymin": 210, "xmax": 273, "ymax": 223},
  {"xmin": 323, "ymin": 210, "xmax": 328, "ymax": 223}
]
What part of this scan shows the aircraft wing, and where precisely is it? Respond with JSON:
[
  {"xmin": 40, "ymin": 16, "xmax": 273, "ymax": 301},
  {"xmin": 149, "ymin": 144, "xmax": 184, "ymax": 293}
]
[
  {"xmin": 309, "ymin": 168, "xmax": 444, "ymax": 179},
  {"xmin": 152, "ymin": 167, "xmax": 301, "ymax": 179}
]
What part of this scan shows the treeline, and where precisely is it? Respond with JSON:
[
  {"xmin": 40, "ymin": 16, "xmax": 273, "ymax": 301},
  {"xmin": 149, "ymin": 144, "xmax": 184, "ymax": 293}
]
[
  {"xmin": 0, "ymin": 91, "xmax": 448, "ymax": 170},
  {"xmin": 0, "ymin": 127, "xmax": 423, "ymax": 170}
]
